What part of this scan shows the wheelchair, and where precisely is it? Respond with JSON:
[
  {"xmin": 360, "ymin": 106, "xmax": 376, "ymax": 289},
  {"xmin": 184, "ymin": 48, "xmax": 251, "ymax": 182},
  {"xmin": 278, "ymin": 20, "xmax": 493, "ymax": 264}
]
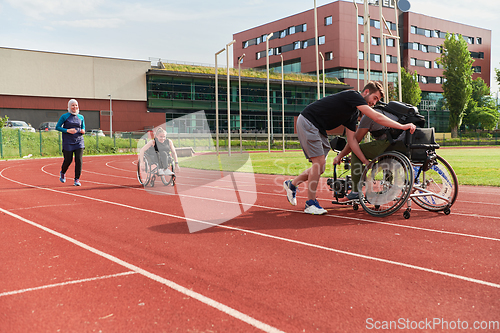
[
  {"xmin": 329, "ymin": 128, "xmax": 458, "ymax": 219},
  {"xmin": 137, "ymin": 150, "xmax": 176, "ymax": 187}
]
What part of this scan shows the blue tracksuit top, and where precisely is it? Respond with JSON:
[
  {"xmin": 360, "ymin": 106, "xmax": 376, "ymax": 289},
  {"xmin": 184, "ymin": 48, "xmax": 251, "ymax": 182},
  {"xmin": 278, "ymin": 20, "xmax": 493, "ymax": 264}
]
[{"xmin": 56, "ymin": 113, "xmax": 86, "ymax": 151}]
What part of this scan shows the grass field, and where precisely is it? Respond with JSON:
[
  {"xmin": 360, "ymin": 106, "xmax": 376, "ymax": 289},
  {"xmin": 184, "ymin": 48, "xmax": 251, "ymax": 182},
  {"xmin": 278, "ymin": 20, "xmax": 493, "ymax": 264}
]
[{"xmin": 183, "ymin": 147, "xmax": 500, "ymax": 187}]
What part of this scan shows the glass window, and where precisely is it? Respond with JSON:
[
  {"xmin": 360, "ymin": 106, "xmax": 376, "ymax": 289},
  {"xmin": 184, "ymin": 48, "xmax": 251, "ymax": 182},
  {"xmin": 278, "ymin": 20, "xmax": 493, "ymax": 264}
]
[
  {"xmin": 302, "ymin": 23, "xmax": 307, "ymax": 32},
  {"xmin": 275, "ymin": 47, "xmax": 281, "ymax": 55},
  {"xmin": 288, "ymin": 26, "xmax": 295, "ymax": 35},
  {"xmin": 243, "ymin": 41, "xmax": 249, "ymax": 49},
  {"xmin": 477, "ymin": 37, "xmax": 482, "ymax": 44},
  {"xmin": 370, "ymin": 19, "xmax": 380, "ymax": 29},
  {"xmin": 256, "ymin": 37, "xmax": 261, "ymax": 45},
  {"xmin": 319, "ymin": 36, "xmax": 325, "ymax": 45},
  {"xmin": 434, "ymin": 61, "xmax": 439, "ymax": 69},
  {"xmin": 436, "ymin": 77, "xmax": 441, "ymax": 84},
  {"xmin": 262, "ymin": 35, "xmax": 267, "ymax": 42},
  {"xmin": 294, "ymin": 41, "xmax": 301, "ymax": 50},
  {"xmin": 326, "ymin": 52, "xmax": 333, "ymax": 60},
  {"xmin": 373, "ymin": 54, "xmax": 381, "ymax": 63},
  {"xmin": 371, "ymin": 37, "xmax": 379, "ymax": 45},
  {"xmin": 280, "ymin": 30, "xmax": 287, "ymax": 38},
  {"xmin": 425, "ymin": 29, "xmax": 431, "ymax": 37},
  {"xmin": 411, "ymin": 26, "xmax": 417, "ymax": 34},
  {"xmin": 302, "ymin": 40, "xmax": 308, "ymax": 48},
  {"xmin": 325, "ymin": 16, "xmax": 332, "ymax": 26},
  {"xmin": 421, "ymin": 76, "xmax": 427, "ymax": 84},
  {"xmin": 425, "ymin": 61, "xmax": 431, "ymax": 69},
  {"xmin": 410, "ymin": 58, "xmax": 416, "ymax": 66},
  {"xmin": 433, "ymin": 30, "xmax": 439, "ymax": 38},
  {"xmin": 360, "ymin": 34, "xmax": 364, "ymax": 43},
  {"xmin": 422, "ymin": 45, "xmax": 428, "ymax": 53},
  {"xmin": 358, "ymin": 16, "xmax": 364, "ymax": 25},
  {"xmin": 413, "ymin": 43, "xmax": 419, "ymax": 51},
  {"xmin": 358, "ymin": 51, "xmax": 364, "ymax": 60},
  {"xmin": 386, "ymin": 38, "xmax": 394, "ymax": 47}
]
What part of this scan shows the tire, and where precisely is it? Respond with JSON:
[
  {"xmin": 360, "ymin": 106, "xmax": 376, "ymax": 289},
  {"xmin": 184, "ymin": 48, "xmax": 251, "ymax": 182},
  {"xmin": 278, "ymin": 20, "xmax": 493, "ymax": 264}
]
[
  {"xmin": 359, "ymin": 151, "xmax": 414, "ymax": 218},
  {"xmin": 137, "ymin": 155, "xmax": 151, "ymax": 186},
  {"xmin": 411, "ymin": 154, "xmax": 458, "ymax": 212}
]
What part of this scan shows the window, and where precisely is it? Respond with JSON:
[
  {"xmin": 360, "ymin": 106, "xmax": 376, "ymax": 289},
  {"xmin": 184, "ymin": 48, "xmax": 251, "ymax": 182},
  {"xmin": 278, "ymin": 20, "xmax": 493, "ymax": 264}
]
[
  {"xmin": 319, "ymin": 36, "xmax": 325, "ymax": 45},
  {"xmin": 372, "ymin": 54, "xmax": 381, "ymax": 63},
  {"xmin": 386, "ymin": 38, "xmax": 394, "ymax": 47},
  {"xmin": 302, "ymin": 40, "xmax": 308, "ymax": 49},
  {"xmin": 358, "ymin": 16, "xmax": 364, "ymax": 25},
  {"xmin": 293, "ymin": 41, "xmax": 301, "ymax": 50},
  {"xmin": 243, "ymin": 41, "xmax": 249, "ymax": 49},
  {"xmin": 326, "ymin": 52, "xmax": 333, "ymax": 60},
  {"xmin": 410, "ymin": 58, "xmax": 416, "ymax": 66},
  {"xmin": 288, "ymin": 26, "xmax": 295, "ymax": 35},
  {"xmin": 473, "ymin": 66, "xmax": 482, "ymax": 73},
  {"xmin": 256, "ymin": 37, "xmax": 261, "ymax": 45},
  {"xmin": 262, "ymin": 34, "xmax": 267, "ymax": 42},
  {"xmin": 433, "ymin": 30, "xmax": 439, "ymax": 38},
  {"xmin": 360, "ymin": 34, "xmax": 364, "ymax": 43},
  {"xmin": 358, "ymin": 51, "xmax": 364, "ymax": 60},
  {"xmin": 422, "ymin": 45, "xmax": 428, "ymax": 53},
  {"xmin": 466, "ymin": 36, "xmax": 474, "ymax": 44},
  {"xmin": 413, "ymin": 43, "xmax": 419, "ymax": 51},
  {"xmin": 436, "ymin": 77, "xmax": 442, "ymax": 84},
  {"xmin": 421, "ymin": 76, "xmax": 427, "ymax": 84},
  {"xmin": 280, "ymin": 30, "xmax": 287, "ymax": 38},
  {"xmin": 325, "ymin": 16, "xmax": 332, "ymax": 26},
  {"xmin": 370, "ymin": 19, "xmax": 380, "ymax": 29},
  {"xmin": 425, "ymin": 61, "xmax": 431, "ymax": 69},
  {"xmin": 477, "ymin": 37, "xmax": 482, "ymax": 44},
  {"xmin": 302, "ymin": 23, "xmax": 307, "ymax": 32},
  {"xmin": 411, "ymin": 26, "xmax": 417, "ymax": 34},
  {"xmin": 371, "ymin": 37, "xmax": 379, "ymax": 46},
  {"xmin": 274, "ymin": 47, "xmax": 281, "ymax": 55}
]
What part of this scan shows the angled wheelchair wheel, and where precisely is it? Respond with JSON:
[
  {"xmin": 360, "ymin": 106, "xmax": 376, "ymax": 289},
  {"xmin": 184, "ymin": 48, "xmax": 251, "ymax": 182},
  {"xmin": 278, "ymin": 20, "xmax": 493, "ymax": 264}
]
[
  {"xmin": 137, "ymin": 155, "xmax": 152, "ymax": 186},
  {"xmin": 359, "ymin": 151, "xmax": 414, "ymax": 218},
  {"xmin": 160, "ymin": 162, "xmax": 175, "ymax": 186},
  {"xmin": 411, "ymin": 154, "xmax": 458, "ymax": 212}
]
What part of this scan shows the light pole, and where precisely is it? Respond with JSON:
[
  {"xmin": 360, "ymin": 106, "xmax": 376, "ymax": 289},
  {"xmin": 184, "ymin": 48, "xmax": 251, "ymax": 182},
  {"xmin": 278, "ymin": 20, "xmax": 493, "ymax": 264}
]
[
  {"xmin": 238, "ymin": 53, "xmax": 246, "ymax": 153},
  {"xmin": 215, "ymin": 47, "xmax": 225, "ymax": 155},
  {"xmin": 319, "ymin": 52, "xmax": 325, "ymax": 98},
  {"xmin": 353, "ymin": 0, "xmax": 360, "ymax": 91},
  {"xmin": 314, "ymin": 0, "xmax": 320, "ymax": 100},
  {"xmin": 266, "ymin": 32, "xmax": 274, "ymax": 153},
  {"xmin": 281, "ymin": 54, "xmax": 285, "ymax": 152},
  {"xmin": 108, "ymin": 94, "xmax": 112, "ymax": 138},
  {"xmin": 226, "ymin": 39, "xmax": 236, "ymax": 157}
]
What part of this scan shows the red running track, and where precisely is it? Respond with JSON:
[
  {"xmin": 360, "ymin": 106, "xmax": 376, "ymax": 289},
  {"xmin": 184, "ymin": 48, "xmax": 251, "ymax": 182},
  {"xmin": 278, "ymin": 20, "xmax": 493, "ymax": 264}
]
[{"xmin": 0, "ymin": 154, "xmax": 499, "ymax": 332}]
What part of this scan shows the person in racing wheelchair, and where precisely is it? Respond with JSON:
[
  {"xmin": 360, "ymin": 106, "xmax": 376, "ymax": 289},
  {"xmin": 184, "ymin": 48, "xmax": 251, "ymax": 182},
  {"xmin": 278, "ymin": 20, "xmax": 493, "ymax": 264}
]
[
  {"xmin": 138, "ymin": 127, "xmax": 180, "ymax": 177},
  {"xmin": 333, "ymin": 104, "xmax": 412, "ymax": 202}
]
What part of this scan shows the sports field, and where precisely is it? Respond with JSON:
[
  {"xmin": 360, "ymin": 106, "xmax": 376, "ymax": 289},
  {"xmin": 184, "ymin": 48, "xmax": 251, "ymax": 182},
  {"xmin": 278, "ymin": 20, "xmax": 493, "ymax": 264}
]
[{"xmin": 1, "ymin": 154, "xmax": 499, "ymax": 332}]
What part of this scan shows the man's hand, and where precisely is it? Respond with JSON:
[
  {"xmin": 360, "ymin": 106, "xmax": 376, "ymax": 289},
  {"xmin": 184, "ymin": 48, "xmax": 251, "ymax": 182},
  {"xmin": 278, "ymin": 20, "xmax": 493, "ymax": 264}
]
[
  {"xmin": 333, "ymin": 155, "xmax": 342, "ymax": 165},
  {"xmin": 403, "ymin": 123, "xmax": 417, "ymax": 134}
]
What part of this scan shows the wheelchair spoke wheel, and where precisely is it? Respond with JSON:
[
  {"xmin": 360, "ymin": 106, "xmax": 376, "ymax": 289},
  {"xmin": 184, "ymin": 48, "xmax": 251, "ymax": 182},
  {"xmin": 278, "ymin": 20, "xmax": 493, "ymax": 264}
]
[
  {"xmin": 411, "ymin": 154, "xmax": 457, "ymax": 212},
  {"xmin": 160, "ymin": 163, "xmax": 175, "ymax": 186},
  {"xmin": 359, "ymin": 151, "xmax": 413, "ymax": 217},
  {"xmin": 137, "ymin": 156, "xmax": 151, "ymax": 186}
]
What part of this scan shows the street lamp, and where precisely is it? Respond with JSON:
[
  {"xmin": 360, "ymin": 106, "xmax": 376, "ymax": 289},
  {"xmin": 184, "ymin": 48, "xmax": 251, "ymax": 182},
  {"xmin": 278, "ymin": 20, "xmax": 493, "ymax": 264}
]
[
  {"xmin": 314, "ymin": 0, "xmax": 320, "ymax": 100},
  {"xmin": 108, "ymin": 94, "xmax": 112, "ymax": 138},
  {"xmin": 215, "ymin": 47, "xmax": 225, "ymax": 155},
  {"xmin": 226, "ymin": 39, "xmax": 236, "ymax": 157},
  {"xmin": 266, "ymin": 32, "xmax": 274, "ymax": 153},
  {"xmin": 281, "ymin": 54, "xmax": 285, "ymax": 152},
  {"xmin": 238, "ymin": 53, "xmax": 246, "ymax": 153},
  {"xmin": 319, "ymin": 52, "xmax": 325, "ymax": 98}
]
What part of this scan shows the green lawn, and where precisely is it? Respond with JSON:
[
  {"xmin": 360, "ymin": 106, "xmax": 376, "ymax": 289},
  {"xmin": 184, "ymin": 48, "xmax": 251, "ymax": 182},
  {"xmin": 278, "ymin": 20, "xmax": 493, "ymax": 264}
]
[{"xmin": 183, "ymin": 147, "xmax": 500, "ymax": 187}]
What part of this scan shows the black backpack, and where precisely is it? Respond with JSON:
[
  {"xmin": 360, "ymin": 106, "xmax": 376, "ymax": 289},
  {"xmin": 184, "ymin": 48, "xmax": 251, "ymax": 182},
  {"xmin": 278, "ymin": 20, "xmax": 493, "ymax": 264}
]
[{"xmin": 371, "ymin": 101, "xmax": 426, "ymax": 142}]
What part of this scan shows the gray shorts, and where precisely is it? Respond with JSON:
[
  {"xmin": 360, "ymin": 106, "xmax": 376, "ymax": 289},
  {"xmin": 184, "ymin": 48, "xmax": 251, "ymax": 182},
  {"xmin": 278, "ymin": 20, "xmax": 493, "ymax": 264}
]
[{"xmin": 296, "ymin": 114, "xmax": 330, "ymax": 160}]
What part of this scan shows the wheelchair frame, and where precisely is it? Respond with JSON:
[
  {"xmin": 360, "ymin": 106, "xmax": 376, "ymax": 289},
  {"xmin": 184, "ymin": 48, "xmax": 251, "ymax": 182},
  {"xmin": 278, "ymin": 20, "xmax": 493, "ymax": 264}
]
[
  {"xmin": 137, "ymin": 151, "xmax": 176, "ymax": 187},
  {"xmin": 330, "ymin": 128, "xmax": 458, "ymax": 219}
]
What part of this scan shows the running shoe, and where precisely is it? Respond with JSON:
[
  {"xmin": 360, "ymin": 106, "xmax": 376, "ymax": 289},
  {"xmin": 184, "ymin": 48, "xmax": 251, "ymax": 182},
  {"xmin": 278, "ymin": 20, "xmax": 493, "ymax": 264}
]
[
  {"xmin": 163, "ymin": 169, "xmax": 174, "ymax": 176},
  {"xmin": 283, "ymin": 180, "xmax": 297, "ymax": 206},
  {"xmin": 346, "ymin": 191, "xmax": 359, "ymax": 200},
  {"xmin": 59, "ymin": 172, "xmax": 66, "ymax": 183},
  {"xmin": 74, "ymin": 179, "xmax": 81, "ymax": 186},
  {"xmin": 304, "ymin": 199, "xmax": 327, "ymax": 215}
]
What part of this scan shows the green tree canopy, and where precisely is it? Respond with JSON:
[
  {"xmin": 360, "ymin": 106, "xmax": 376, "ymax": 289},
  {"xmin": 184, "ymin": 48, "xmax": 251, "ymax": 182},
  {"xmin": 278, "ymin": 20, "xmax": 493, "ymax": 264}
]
[
  {"xmin": 438, "ymin": 33, "xmax": 474, "ymax": 137},
  {"xmin": 398, "ymin": 67, "xmax": 421, "ymax": 107}
]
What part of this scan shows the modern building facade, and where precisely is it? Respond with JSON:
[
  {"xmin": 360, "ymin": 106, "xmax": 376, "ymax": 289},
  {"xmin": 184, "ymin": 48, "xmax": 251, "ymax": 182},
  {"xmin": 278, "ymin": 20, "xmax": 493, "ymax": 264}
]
[{"xmin": 233, "ymin": 0, "xmax": 492, "ymax": 131}]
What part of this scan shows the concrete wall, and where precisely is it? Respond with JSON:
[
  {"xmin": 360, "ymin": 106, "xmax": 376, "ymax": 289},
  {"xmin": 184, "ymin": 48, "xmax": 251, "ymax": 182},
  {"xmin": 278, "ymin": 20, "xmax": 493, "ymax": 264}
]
[{"xmin": 0, "ymin": 47, "xmax": 149, "ymax": 101}]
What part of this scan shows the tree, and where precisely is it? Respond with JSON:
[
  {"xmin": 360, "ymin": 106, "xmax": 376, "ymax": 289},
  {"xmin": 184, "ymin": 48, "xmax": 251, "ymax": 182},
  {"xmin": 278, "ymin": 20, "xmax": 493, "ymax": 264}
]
[
  {"xmin": 398, "ymin": 67, "xmax": 421, "ymax": 107},
  {"xmin": 0, "ymin": 115, "xmax": 8, "ymax": 128},
  {"xmin": 437, "ymin": 33, "xmax": 474, "ymax": 137}
]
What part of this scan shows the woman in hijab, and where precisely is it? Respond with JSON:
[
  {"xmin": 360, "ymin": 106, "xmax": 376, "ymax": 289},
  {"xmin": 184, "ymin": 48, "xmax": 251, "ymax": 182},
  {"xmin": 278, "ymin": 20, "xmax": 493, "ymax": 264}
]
[{"xmin": 55, "ymin": 99, "xmax": 85, "ymax": 186}]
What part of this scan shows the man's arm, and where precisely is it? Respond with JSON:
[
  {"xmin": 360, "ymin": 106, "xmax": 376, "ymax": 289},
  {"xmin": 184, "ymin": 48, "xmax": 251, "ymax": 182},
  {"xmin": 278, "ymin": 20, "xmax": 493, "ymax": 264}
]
[
  {"xmin": 333, "ymin": 127, "xmax": 369, "ymax": 165},
  {"xmin": 357, "ymin": 105, "xmax": 416, "ymax": 134},
  {"xmin": 345, "ymin": 128, "xmax": 370, "ymax": 165}
]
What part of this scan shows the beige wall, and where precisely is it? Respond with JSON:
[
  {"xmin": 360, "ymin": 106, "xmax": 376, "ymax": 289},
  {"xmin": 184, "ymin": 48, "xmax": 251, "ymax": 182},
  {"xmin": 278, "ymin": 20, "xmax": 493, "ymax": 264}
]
[{"xmin": 0, "ymin": 47, "xmax": 149, "ymax": 101}]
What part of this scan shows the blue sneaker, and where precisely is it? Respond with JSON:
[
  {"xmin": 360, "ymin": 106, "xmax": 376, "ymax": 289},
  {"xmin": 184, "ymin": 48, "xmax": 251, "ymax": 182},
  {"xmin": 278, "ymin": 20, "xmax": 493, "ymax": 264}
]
[
  {"xmin": 346, "ymin": 191, "xmax": 359, "ymax": 201},
  {"xmin": 59, "ymin": 172, "xmax": 66, "ymax": 183},
  {"xmin": 283, "ymin": 180, "xmax": 297, "ymax": 206},
  {"xmin": 74, "ymin": 179, "xmax": 81, "ymax": 186},
  {"xmin": 304, "ymin": 199, "xmax": 327, "ymax": 215}
]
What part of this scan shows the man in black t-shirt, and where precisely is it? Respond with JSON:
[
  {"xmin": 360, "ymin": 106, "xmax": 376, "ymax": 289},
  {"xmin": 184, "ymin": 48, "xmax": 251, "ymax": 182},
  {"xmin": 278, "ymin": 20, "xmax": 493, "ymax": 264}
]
[{"xmin": 283, "ymin": 81, "xmax": 416, "ymax": 215}]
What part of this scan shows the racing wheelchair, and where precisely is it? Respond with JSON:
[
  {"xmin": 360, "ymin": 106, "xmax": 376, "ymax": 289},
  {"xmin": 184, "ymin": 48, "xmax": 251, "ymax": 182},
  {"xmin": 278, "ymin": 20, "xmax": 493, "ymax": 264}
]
[
  {"xmin": 328, "ymin": 127, "xmax": 458, "ymax": 219},
  {"xmin": 137, "ymin": 149, "xmax": 176, "ymax": 187}
]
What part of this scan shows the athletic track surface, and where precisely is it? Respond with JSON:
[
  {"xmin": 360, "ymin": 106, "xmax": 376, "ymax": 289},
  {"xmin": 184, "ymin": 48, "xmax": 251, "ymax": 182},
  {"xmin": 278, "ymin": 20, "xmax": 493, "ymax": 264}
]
[{"xmin": 1, "ymin": 154, "xmax": 499, "ymax": 332}]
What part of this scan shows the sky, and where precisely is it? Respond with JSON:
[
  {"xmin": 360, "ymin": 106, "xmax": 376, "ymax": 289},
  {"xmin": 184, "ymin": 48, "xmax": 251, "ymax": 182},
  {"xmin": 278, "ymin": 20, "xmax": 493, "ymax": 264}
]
[{"xmin": 0, "ymin": 0, "xmax": 498, "ymax": 96}]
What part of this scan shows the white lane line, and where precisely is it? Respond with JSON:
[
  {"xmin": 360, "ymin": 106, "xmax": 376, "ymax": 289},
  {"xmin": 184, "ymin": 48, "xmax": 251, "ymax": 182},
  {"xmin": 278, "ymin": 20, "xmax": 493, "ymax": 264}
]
[
  {"xmin": 38, "ymin": 165, "xmax": 500, "ymax": 242},
  {"xmin": 0, "ymin": 271, "xmax": 136, "ymax": 297},
  {"xmin": 2, "ymin": 167, "xmax": 500, "ymax": 291},
  {"xmin": 0, "ymin": 207, "xmax": 284, "ymax": 333}
]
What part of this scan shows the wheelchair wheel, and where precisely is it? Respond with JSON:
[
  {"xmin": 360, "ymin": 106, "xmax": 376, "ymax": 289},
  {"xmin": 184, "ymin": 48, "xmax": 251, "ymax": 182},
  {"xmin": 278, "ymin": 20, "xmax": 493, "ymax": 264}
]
[
  {"xmin": 411, "ymin": 154, "xmax": 458, "ymax": 212},
  {"xmin": 160, "ymin": 162, "xmax": 175, "ymax": 186},
  {"xmin": 359, "ymin": 151, "xmax": 414, "ymax": 217},
  {"xmin": 137, "ymin": 155, "xmax": 152, "ymax": 186}
]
